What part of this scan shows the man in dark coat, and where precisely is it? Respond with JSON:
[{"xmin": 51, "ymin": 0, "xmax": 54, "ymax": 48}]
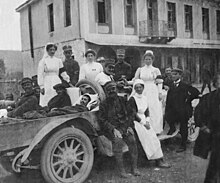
[
  {"xmin": 114, "ymin": 49, "xmax": 132, "ymax": 81},
  {"xmin": 165, "ymin": 68, "xmax": 200, "ymax": 152},
  {"xmin": 62, "ymin": 45, "xmax": 80, "ymax": 86},
  {"xmin": 48, "ymin": 83, "xmax": 71, "ymax": 110},
  {"xmin": 162, "ymin": 66, "xmax": 173, "ymax": 90},
  {"xmin": 7, "ymin": 78, "xmax": 39, "ymax": 118},
  {"xmin": 201, "ymin": 64, "xmax": 212, "ymax": 94},
  {"xmin": 194, "ymin": 72, "xmax": 220, "ymax": 183},
  {"xmin": 98, "ymin": 81, "xmax": 140, "ymax": 178}
]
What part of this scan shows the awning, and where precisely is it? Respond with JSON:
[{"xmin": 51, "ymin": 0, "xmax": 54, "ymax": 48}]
[{"xmin": 85, "ymin": 34, "xmax": 220, "ymax": 50}]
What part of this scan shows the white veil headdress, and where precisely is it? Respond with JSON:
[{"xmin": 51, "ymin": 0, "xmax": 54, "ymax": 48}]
[
  {"xmin": 42, "ymin": 42, "xmax": 56, "ymax": 59},
  {"xmin": 129, "ymin": 79, "xmax": 145, "ymax": 99}
]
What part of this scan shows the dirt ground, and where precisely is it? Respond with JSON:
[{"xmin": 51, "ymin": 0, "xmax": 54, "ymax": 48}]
[{"xmin": 0, "ymin": 137, "xmax": 208, "ymax": 183}]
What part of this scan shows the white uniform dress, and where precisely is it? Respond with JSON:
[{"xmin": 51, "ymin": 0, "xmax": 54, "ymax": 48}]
[
  {"xmin": 132, "ymin": 94, "xmax": 163, "ymax": 160},
  {"xmin": 38, "ymin": 56, "xmax": 70, "ymax": 107},
  {"xmin": 134, "ymin": 65, "xmax": 163, "ymax": 134},
  {"xmin": 79, "ymin": 62, "xmax": 103, "ymax": 82}
]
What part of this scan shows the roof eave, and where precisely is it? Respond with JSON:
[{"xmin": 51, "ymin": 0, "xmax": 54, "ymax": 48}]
[{"xmin": 16, "ymin": 0, "xmax": 38, "ymax": 12}]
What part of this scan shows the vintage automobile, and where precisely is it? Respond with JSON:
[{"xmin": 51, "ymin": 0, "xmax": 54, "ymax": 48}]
[{"xmin": 0, "ymin": 79, "xmax": 107, "ymax": 183}]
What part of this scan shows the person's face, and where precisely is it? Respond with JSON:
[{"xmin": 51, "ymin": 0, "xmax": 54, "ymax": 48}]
[
  {"xmin": 56, "ymin": 88, "xmax": 65, "ymax": 95},
  {"xmin": 215, "ymin": 75, "xmax": 220, "ymax": 89},
  {"xmin": 86, "ymin": 53, "xmax": 95, "ymax": 62},
  {"xmin": 105, "ymin": 65, "xmax": 115, "ymax": 75},
  {"xmin": 106, "ymin": 85, "xmax": 117, "ymax": 98},
  {"xmin": 134, "ymin": 84, "xmax": 144, "ymax": 95},
  {"xmin": 143, "ymin": 56, "xmax": 153, "ymax": 66},
  {"xmin": 117, "ymin": 55, "xmax": 125, "ymax": 63},
  {"xmin": 80, "ymin": 96, "xmax": 90, "ymax": 106},
  {"xmin": 165, "ymin": 68, "xmax": 172, "ymax": 76},
  {"xmin": 22, "ymin": 82, "xmax": 33, "ymax": 94},
  {"xmin": 47, "ymin": 46, "xmax": 56, "ymax": 57},
  {"xmin": 171, "ymin": 71, "xmax": 181, "ymax": 81},
  {"xmin": 64, "ymin": 50, "xmax": 72, "ymax": 59}
]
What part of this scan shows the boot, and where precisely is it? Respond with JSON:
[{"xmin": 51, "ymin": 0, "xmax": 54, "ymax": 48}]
[
  {"xmin": 131, "ymin": 153, "xmax": 141, "ymax": 176},
  {"xmin": 155, "ymin": 158, "xmax": 171, "ymax": 168},
  {"xmin": 115, "ymin": 153, "xmax": 131, "ymax": 178}
]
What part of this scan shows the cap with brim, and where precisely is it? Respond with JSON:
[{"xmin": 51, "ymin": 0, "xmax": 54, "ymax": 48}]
[
  {"xmin": 116, "ymin": 49, "xmax": 125, "ymax": 56},
  {"xmin": 63, "ymin": 45, "xmax": 72, "ymax": 52},
  {"xmin": 103, "ymin": 81, "xmax": 117, "ymax": 91},
  {"xmin": 53, "ymin": 83, "xmax": 67, "ymax": 90},
  {"xmin": 19, "ymin": 77, "xmax": 33, "ymax": 85},
  {"xmin": 85, "ymin": 49, "xmax": 96, "ymax": 57},
  {"xmin": 172, "ymin": 68, "xmax": 183, "ymax": 74}
]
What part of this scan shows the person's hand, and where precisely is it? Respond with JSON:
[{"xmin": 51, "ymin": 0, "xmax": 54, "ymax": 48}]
[
  {"xmin": 144, "ymin": 121, "xmax": 151, "ymax": 130},
  {"xmin": 158, "ymin": 93, "xmax": 163, "ymax": 101},
  {"xmin": 113, "ymin": 129, "xmax": 122, "ymax": 138},
  {"xmin": 40, "ymin": 88, "xmax": 45, "ymax": 95},
  {"xmin": 127, "ymin": 127, "xmax": 134, "ymax": 135}
]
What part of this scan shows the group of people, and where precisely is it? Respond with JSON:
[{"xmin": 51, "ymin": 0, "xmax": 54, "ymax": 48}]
[{"xmin": 5, "ymin": 42, "xmax": 219, "ymax": 182}]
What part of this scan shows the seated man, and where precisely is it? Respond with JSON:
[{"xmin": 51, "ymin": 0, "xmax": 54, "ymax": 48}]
[
  {"xmin": 48, "ymin": 83, "xmax": 71, "ymax": 111},
  {"xmin": 7, "ymin": 78, "xmax": 39, "ymax": 118},
  {"xmin": 98, "ymin": 81, "xmax": 140, "ymax": 178}
]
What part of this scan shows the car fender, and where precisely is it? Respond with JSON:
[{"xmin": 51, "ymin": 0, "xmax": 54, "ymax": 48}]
[{"xmin": 21, "ymin": 114, "xmax": 98, "ymax": 163}]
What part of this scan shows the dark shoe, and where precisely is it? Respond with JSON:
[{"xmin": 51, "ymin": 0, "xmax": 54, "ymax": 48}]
[
  {"xmin": 132, "ymin": 168, "xmax": 141, "ymax": 176},
  {"xmin": 156, "ymin": 159, "xmax": 171, "ymax": 168},
  {"xmin": 176, "ymin": 146, "xmax": 186, "ymax": 153}
]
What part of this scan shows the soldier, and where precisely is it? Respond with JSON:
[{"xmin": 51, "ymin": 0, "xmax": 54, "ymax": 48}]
[
  {"xmin": 7, "ymin": 78, "xmax": 39, "ymax": 118},
  {"xmin": 62, "ymin": 45, "xmax": 80, "ymax": 86},
  {"xmin": 114, "ymin": 49, "xmax": 132, "ymax": 81},
  {"xmin": 98, "ymin": 81, "xmax": 140, "ymax": 178}
]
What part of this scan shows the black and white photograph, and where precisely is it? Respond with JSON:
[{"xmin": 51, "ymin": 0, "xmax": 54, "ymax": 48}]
[{"xmin": 0, "ymin": 0, "xmax": 219, "ymax": 182}]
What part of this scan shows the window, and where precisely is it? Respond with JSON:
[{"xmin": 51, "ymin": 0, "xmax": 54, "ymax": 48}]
[
  {"xmin": 148, "ymin": 0, "xmax": 153, "ymax": 21},
  {"xmin": 64, "ymin": 0, "xmax": 71, "ymax": 27},
  {"xmin": 125, "ymin": 0, "xmax": 135, "ymax": 26},
  {"xmin": 202, "ymin": 8, "xmax": 209, "ymax": 33},
  {"xmin": 48, "ymin": 3, "xmax": 54, "ymax": 32},
  {"xmin": 167, "ymin": 2, "xmax": 176, "ymax": 29},
  {"xmin": 217, "ymin": 10, "xmax": 220, "ymax": 33},
  {"xmin": 184, "ymin": 5, "xmax": 193, "ymax": 31},
  {"xmin": 98, "ymin": 0, "xmax": 107, "ymax": 23}
]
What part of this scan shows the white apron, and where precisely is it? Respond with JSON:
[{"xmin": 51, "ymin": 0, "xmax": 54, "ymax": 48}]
[{"xmin": 133, "ymin": 95, "xmax": 163, "ymax": 160}]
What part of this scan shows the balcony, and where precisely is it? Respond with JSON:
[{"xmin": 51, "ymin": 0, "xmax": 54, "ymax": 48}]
[{"xmin": 139, "ymin": 20, "xmax": 177, "ymax": 44}]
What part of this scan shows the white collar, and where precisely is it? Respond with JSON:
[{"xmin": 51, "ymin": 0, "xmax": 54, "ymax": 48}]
[{"xmin": 174, "ymin": 79, "xmax": 181, "ymax": 84}]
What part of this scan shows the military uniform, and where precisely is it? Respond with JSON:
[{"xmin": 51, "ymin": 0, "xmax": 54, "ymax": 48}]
[
  {"xmin": 99, "ymin": 94, "xmax": 139, "ymax": 176},
  {"xmin": 114, "ymin": 62, "xmax": 132, "ymax": 81},
  {"xmin": 63, "ymin": 58, "xmax": 79, "ymax": 86},
  {"xmin": 7, "ymin": 78, "xmax": 39, "ymax": 118}
]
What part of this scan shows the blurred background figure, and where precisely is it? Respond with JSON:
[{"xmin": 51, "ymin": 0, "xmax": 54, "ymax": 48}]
[
  {"xmin": 201, "ymin": 64, "xmax": 212, "ymax": 94},
  {"xmin": 96, "ymin": 57, "xmax": 105, "ymax": 69},
  {"xmin": 162, "ymin": 66, "xmax": 173, "ymax": 90},
  {"xmin": 114, "ymin": 49, "xmax": 132, "ymax": 81}
]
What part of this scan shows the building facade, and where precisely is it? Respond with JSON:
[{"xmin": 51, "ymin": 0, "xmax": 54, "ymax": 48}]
[{"xmin": 17, "ymin": 0, "xmax": 220, "ymax": 83}]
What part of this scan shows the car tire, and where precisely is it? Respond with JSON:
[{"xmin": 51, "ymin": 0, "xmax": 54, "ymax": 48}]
[{"xmin": 41, "ymin": 127, "xmax": 94, "ymax": 183}]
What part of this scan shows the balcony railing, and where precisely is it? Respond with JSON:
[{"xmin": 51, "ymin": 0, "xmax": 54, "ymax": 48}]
[{"xmin": 139, "ymin": 20, "xmax": 177, "ymax": 43}]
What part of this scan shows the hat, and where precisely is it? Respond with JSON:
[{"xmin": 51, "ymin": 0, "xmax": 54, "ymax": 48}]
[
  {"xmin": 104, "ymin": 59, "xmax": 115, "ymax": 67},
  {"xmin": 85, "ymin": 49, "xmax": 96, "ymax": 57},
  {"xmin": 97, "ymin": 57, "xmax": 105, "ymax": 62},
  {"xmin": 172, "ymin": 67, "xmax": 183, "ymax": 74},
  {"xmin": 103, "ymin": 81, "xmax": 117, "ymax": 91},
  {"xmin": 53, "ymin": 83, "xmax": 67, "ymax": 90},
  {"xmin": 143, "ymin": 50, "xmax": 154, "ymax": 58},
  {"xmin": 116, "ymin": 49, "xmax": 125, "ymax": 56},
  {"xmin": 63, "ymin": 45, "xmax": 72, "ymax": 52},
  {"xmin": 19, "ymin": 77, "xmax": 33, "ymax": 85}
]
